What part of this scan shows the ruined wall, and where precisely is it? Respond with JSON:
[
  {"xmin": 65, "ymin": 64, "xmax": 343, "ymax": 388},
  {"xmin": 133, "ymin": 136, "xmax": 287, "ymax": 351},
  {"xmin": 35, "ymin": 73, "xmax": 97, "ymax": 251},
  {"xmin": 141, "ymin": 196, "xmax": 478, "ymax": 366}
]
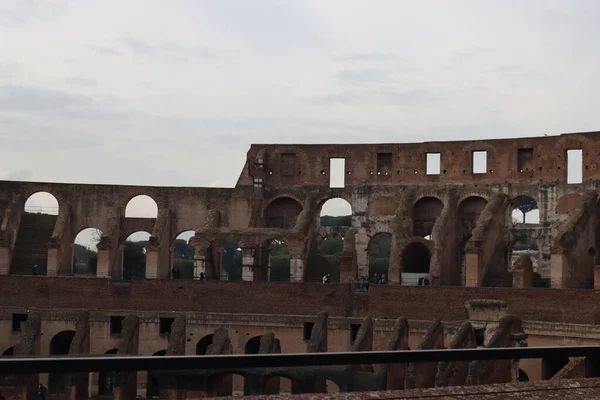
[
  {"xmin": 244, "ymin": 132, "xmax": 600, "ymax": 187},
  {"xmin": 1, "ymin": 131, "xmax": 599, "ymax": 284},
  {"xmin": 3, "ymin": 277, "xmax": 600, "ymax": 325},
  {"xmin": 551, "ymin": 190, "xmax": 599, "ymax": 288}
]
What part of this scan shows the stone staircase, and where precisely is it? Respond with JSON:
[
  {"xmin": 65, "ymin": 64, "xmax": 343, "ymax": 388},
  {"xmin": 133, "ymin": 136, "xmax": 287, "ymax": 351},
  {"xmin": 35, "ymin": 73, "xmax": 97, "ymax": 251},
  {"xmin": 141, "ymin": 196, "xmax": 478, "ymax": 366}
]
[{"xmin": 10, "ymin": 213, "xmax": 57, "ymax": 275}]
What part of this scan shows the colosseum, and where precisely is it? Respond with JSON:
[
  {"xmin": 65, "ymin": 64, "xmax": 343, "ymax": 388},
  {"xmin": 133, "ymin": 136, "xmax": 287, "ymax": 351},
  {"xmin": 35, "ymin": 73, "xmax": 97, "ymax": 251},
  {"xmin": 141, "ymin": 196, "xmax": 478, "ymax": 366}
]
[{"xmin": 1, "ymin": 131, "xmax": 600, "ymax": 398}]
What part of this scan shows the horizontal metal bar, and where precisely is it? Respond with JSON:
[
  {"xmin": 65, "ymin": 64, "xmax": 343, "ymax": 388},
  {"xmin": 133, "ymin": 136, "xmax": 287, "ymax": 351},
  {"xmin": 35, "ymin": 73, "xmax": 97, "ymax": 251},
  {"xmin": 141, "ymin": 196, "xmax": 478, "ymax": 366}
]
[{"xmin": 2, "ymin": 346, "xmax": 600, "ymax": 374}]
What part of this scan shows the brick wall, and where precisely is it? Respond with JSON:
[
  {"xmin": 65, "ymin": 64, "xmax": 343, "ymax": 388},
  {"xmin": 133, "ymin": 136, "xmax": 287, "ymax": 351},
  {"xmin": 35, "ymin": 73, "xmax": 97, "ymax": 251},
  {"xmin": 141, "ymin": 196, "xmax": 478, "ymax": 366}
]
[{"xmin": 2, "ymin": 277, "xmax": 600, "ymax": 324}]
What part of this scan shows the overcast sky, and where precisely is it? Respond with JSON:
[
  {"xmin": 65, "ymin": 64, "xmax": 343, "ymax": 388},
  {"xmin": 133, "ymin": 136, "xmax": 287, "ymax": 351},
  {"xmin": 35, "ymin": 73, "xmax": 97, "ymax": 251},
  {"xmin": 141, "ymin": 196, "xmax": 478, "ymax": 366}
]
[{"xmin": 4, "ymin": 0, "xmax": 598, "ymax": 234}]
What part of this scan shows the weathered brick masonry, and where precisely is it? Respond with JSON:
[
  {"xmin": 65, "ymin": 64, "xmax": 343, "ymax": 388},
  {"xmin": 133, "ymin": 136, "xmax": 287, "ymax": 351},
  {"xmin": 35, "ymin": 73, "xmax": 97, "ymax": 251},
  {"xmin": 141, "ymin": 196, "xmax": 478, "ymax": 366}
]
[{"xmin": 2, "ymin": 276, "xmax": 600, "ymax": 325}]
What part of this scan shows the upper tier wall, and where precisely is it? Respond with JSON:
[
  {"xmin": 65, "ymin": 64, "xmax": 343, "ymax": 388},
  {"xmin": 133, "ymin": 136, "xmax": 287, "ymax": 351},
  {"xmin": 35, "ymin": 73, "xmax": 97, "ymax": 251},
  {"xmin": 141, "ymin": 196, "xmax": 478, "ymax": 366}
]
[{"xmin": 243, "ymin": 131, "xmax": 600, "ymax": 187}]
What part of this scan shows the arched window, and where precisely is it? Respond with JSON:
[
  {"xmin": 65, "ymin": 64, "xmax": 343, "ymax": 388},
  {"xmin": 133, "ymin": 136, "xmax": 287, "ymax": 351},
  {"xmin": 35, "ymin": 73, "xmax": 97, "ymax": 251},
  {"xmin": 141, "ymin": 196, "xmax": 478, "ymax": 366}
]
[
  {"xmin": 98, "ymin": 349, "xmax": 118, "ymax": 396},
  {"xmin": 511, "ymin": 196, "xmax": 539, "ymax": 224},
  {"xmin": 319, "ymin": 198, "xmax": 352, "ymax": 227},
  {"xmin": 73, "ymin": 228, "xmax": 103, "ymax": 275},
  {"xmin": 147, "ymin": 350, "xmax": 166, "ymax": 398},
  {"xmin": 172, "ymin": 230, "xmax": 195, "ymax": 279},
  {"xmin": 265, "ymin": 197, "xmax": 303, "ymax": 229},
  {"xmin": 196, "ymin": 334, "xmax": 214, "ymax": 355},
  {"xmin": 125, "ymin": 195, "xmax": 158, "ymax": 218},
  {"xmin": 245, "ymin": 336, "xmax": 262, "ymax": 354},
  {"xmin": 48, "ymin": 331, "xmax": 75, "ymax": 394},
  {"xmin": 368, "ymin": 233, "xmax": 391, "ymax": 281},
  {"xmin": 412, "ymin": 197, "xmax": 443, "ymax": 238},
  {"xmin": 123, "ymin": 231, "xmax": 151, "ymax": 280},
  {"xmin": 400, "ymin": 242, "xmax": 431, "ymax": 285},
  {"xmin": 221, "ymin": 238, "xmax": 242, "ymax": 281},
  {"xmin": 268, "ymin": 239, "xmax": 290, "ymax": 282},
  {"xmin": 24, "ymin": 191, "xmax": 59, "ymax": 215}
]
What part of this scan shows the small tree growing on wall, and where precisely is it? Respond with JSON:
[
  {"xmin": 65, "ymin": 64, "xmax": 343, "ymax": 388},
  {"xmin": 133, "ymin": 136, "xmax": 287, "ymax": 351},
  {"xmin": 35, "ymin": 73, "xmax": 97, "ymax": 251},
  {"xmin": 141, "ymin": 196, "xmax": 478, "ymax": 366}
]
[{"xmin": 513, "ymin": 196, "xmax": 538, "ymax": 224}]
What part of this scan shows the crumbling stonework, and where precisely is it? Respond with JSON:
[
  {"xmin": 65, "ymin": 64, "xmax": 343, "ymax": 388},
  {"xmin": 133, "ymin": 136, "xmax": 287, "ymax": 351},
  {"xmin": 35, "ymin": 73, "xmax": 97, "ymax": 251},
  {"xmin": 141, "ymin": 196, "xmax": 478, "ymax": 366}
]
[
  {"xmin": 465, "ymin": 315, "xmax": 528, "ymax": 386},
  {"xmin": 436, "ymin": 321, "xmax": 477, "ymax": 387},
  {"xmin": 1, "ymin": 132, "xmax": 599, "ymax": 288},
  {"xmin": 404, "ymin": 320, "xmax": 444, "ymax": 389}
]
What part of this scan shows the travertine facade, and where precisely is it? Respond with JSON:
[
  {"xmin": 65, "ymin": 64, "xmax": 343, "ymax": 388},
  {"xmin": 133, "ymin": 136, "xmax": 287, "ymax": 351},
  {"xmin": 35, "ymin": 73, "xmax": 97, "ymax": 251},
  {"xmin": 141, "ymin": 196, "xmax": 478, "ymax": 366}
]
[{"xmin": 1, "ymin": 131, "xmax": 600, "ymax": 398}]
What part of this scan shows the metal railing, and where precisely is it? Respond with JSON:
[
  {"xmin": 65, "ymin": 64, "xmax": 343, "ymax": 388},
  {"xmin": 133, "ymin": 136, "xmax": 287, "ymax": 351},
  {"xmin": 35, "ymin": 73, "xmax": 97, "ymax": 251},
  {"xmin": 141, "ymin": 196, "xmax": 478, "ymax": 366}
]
[{"xmin": 2, "ymin": 346, "xmax": 600, "ymax": 374}]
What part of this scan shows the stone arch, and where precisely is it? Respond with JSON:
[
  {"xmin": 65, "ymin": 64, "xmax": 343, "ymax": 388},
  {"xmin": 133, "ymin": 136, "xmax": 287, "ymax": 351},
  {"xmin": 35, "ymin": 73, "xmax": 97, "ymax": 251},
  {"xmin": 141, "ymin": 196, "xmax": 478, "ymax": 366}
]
[
  {"xmin": 221, "ymin": 236, "xmax": 243, "ymax": 281},
  {"xmin": 518, "ymin": 369, "xmax": 529, "ymax": 382},
  {"xmin": 306, "ymin": 232, "xmax": 344, "ymax": 283},
  {"xmin": 265, "ymin": 197, "xmax": 303, "ymax": 229},
  {"xmin": 48, "ymin": 330, "xmax": 76, "ymax": 394},
  {"xmin": 98, "ymin": 349, "xmax": 118, "ymax": 396},
  {"xmin": 412, "ymin": 196, "xmax": 444, "ymax": 238},
  {"xmin": 147, "ymin": 350, "xmax": 166, "ymax": 398},
  {"xmin": 368, "ymin": 232, "xmax": 391, "ymax": 279},
  {"xmin": 123, "ymin": 231, "xmax": 151, "ymax": 280},
  {"xmin": 511, "ymin": 195, "xmax": 539, "ymax": 224},
  {"xmin": 124, "ymin": 194, "xmax": 158, "ymax": 218},
  {"xmin": 196, "ymin": 334, "xmax": 214, "ymax": 355},
  {"xmin": 13, "ymin": 192, "xmax": 61, "ymax": 275},
  {"xmin": 457, "ymin": 196, "xmax": 488, "ymax": 283},
  {"xmin": 172, "ymin": 230, "xmax": 195, "ymax": 279},
  {"xmin": 263, "ymin": 238, "xmax": 291, "ymax": 282},
  {"xmin": 326, "ymin": 379, "xmax": 340, "ymax": 393},
  {"xmin": 400, "ymin": 241, "xmax": 432, "ymax": 284},
  {"xmin": 458, "ymin": 196, "xmax": 488, "ymax": 240},
  {"xmin": 245, "ymin": 336, "xmax": 262, "ymax": 354},
  {"xmin": 24, "ymin": 191, "xmax": 59, "ymax": 215},
  {"xmin": 73, "ymin": 227, "xmax": 103, "ymax": 275},
  {"xmin": 319, "ymin": 197, "xmax": 352, "ymax": 227},
  {"xmin": 264, "ymin": 375, "xmax": 293, "ymax": 394}
]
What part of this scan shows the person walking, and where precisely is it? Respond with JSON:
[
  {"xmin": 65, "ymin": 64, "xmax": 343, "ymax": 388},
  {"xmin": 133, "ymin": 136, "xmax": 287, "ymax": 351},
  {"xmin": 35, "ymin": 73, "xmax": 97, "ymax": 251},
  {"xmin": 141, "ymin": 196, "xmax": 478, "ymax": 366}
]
[{"xmin": 38, "ymin": 383, "xmax": 46, "ymax": 400}]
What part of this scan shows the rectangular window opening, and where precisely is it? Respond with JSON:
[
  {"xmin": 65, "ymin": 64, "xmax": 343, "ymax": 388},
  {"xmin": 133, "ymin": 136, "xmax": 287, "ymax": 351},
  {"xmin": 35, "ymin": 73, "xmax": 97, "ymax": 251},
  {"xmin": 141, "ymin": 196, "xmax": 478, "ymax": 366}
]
[
  {"xmin": 472, "ymin": 151, "xmax": 487, "ymax": 174},
  {"xmin": 350, "ymin": 324, "xmax": 361, "ymax": 344},
  {"xmin": 517, "ymin": 148, "xmax": 534, "ymax": 172},
  {"xmin": 110, "ymin": 316, "xmax": 125, "ymax": 335},
  {"xmin": 376, "ymin": 153, "xmax": 393, "ymax": 175},
  {"xmin": 567, "ymin": 149, "xmax": 583, "ymax": 184},
  {"xmin": 159, "ymin": 317, "xmax": 175, "ymax": 335},
  {"xmin": 426, "ymin": 153, "xmax": 441, "ymax": 175},
  {"xmin": 303, "ymin": 322, "xmax": 314, "ymax": 341},
  {"xmin": 329, "ymin": 158, "xmax": 345, "ymax": 188},
  {"xmin": 11, "ymin": 313, "xmax": 27, "ymax": 333}
]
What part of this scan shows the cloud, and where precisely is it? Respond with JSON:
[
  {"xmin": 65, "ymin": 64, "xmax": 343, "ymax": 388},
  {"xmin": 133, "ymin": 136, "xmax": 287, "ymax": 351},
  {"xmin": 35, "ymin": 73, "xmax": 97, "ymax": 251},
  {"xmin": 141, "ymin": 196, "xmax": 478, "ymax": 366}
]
[
  {"xmin": 0, "ymin": 0, "xmax": 68, "ymax": 24},
  {"xmin": 62, "ymin": 76, "xmax": 97, "ymax": 87},
  {"xmin": 335, "ymin": 69, "xmax": 395, "ymax": 85},
  {"xmin": 0, "ymin": 84, "xmax": 128, "ymax": 121},
  {"xmin": 4, "ymin": 169, "xmax": 33, "ymax": 181},
  {"xmin": 119, "ymin": 37, "xmax": 226, "ymax": 61},
  {"xmin": 90, "ymin": 46, "xmax": 122, "ymax": 56},
  {"xmin": 334, "ymin": 53, "xmax": 397, "ymax": 62},
  {"xmin": 313, "ymin": 89, "xmax": 435, "ymax": 107}
]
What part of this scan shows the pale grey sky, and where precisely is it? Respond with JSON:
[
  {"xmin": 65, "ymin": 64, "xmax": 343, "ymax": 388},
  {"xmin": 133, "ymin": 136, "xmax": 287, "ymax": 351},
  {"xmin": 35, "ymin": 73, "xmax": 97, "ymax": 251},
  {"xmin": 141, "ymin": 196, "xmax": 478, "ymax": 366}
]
[{"xmin": 6, "ymin": 0, "xmax": 598, "ymax": 238}]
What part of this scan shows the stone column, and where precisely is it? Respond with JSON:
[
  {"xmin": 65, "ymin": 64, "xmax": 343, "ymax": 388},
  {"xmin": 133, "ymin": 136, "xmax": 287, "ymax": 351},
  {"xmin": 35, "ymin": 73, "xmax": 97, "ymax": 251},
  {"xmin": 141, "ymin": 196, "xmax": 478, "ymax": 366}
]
[
  {"xmin": 145, "ymin": 241, "xmax": 160, "ymax": 279},
  {"xmin": 0, "ymin": 246, "xmax": 10, "ymax": 275},
  {"xmin": 550, "ymin": 252, "xmax": 567, "ymax": 289},
  {"xmin": 290, "ymin": 258, "xmax": 305, "ymax": 282},
  {"xmin": 594, "ymin": 266, "xmax": 600, "ymax": 290},
  {"xmin": 47, "ymin": 246, "xmax": 59, "ymax": 277},
  {"xmin": 241, "ymin": 248, "xmax": 256, "ymax": 282},
  {"xmin": 465, "ymin": 253, "xmax": 480, "ymax": 287},
  {"xmin": 194, "ymin": 256, "xmax": 206, "ymax": 280},
  {"xmin": 512, "ymin": 256, "xmax": 533, "ymax": 289},
  {"xmin": 96, "ymin": 238, "xmax": 111, "ymax": 278}
]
